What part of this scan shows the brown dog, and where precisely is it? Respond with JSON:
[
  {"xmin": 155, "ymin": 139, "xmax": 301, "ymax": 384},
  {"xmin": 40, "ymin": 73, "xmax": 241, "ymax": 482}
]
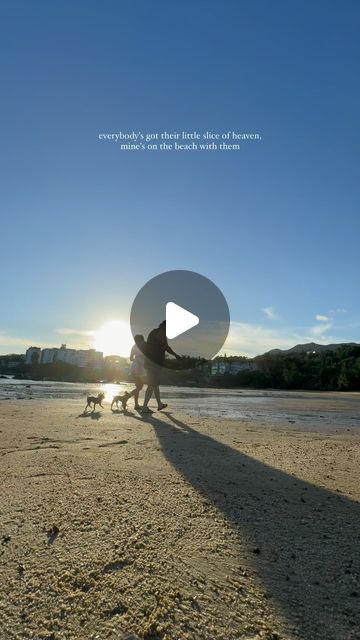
[
  {"xmin": 111, "ymin": 392, "xmax": 130, "ymax": 411},
  {"xmin": 84, "ymin": 392, "xmax": 105, "ymax": 412}
]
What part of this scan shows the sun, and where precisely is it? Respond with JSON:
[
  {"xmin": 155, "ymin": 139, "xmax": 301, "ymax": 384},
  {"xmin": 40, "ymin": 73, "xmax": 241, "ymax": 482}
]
[{"xmin": 92, "ymin": 320, "xmax": 133, "ymax": 357}]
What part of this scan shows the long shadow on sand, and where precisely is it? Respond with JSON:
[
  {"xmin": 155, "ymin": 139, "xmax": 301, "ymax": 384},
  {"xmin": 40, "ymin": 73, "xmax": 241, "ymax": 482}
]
[
  {"xmin": 77, "ymin": 411, "xmax": 102, "ymax": 420},
  {"xmin": 137, "ymin": 411, "xmax": 360, "ymax": 640}
]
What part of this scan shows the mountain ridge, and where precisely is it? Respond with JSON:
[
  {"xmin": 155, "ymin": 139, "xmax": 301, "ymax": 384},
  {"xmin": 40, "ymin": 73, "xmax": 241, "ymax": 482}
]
[{"xmin": 263, "ymin": 342, "xmax": 359, "ymax": 357}]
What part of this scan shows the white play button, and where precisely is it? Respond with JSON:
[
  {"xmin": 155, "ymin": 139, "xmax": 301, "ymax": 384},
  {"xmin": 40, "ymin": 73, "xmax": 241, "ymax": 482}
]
[
  {"xmin": 166, "ymin": 301, "xmax": 199, "ymax": 339},
  {"xmin": 130, "ymin": 270, "xmax": 230, "ymax": 367}
]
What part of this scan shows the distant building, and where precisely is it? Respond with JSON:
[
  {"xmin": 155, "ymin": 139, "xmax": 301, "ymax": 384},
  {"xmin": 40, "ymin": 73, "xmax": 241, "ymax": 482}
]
[
  {"xmin": 210, "ymin": 360, "xmax": 257, "ymax": 376},
  {"xmin": 57, "ymin": 344, "xmax": 77, "ymax": 365},
  {"xmin": 0, "ymin": 355, "xmax": 25, "ymax": 369},
  {"xmin": 25, "ymin": 347, "xmax": 41, "ymax": 365},
  {"xmin": 40, "ymin": 348, "xmax": 59, "ymax": 364},
  {"xmin": 86, "ymin": 349, "xmax": 103, "ymax": 369},
  {"xmin": 73, "ymin": 350, "xmax": 86, "ymax": 367},
  {"xmin": 26, "ymin": 344, "xmax": 103, "ymax": 368}
]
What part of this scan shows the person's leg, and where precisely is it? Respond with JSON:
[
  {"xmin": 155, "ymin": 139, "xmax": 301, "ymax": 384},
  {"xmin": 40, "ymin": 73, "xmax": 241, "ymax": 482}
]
[
  {"xmin": 142, "ymin": 367, "xmax": 154, "ymax": 411},
  {"xmin": 154, "ymin": 385, "xmax": 161, "ymax": 406},
  {"xmin": 151, "ymin": 369, "xmax": 168, "ymax": 410},
  {"xmin": 134, "ymin": 381, "xmax": 143, "ymax": 409},
  {"xmin": 126, "ymin": 388, "xmax": 136, "ymax": 398},
  {"xmin": 154, "ymin": 385, "xmax": 167, "ymax": 410},
  {"xmin": 143, "ymin": 385, "xmax": 153, "ymax": 408}
]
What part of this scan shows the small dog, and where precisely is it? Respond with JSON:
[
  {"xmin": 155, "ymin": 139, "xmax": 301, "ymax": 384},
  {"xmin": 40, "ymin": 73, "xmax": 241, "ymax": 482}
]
[
  {"xmin": 111, "ymin": 391, "xmax": 130, "ymax": 411},
  {"xmin": 84, "ymin": 392, "xmax": 105, "ymax": 412}
]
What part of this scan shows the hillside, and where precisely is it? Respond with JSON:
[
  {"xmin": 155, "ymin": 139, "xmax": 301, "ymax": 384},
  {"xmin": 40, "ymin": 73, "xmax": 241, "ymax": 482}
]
[{"xmin": 264, "ymin": 342, "xmax": 358, "ymax": 357}]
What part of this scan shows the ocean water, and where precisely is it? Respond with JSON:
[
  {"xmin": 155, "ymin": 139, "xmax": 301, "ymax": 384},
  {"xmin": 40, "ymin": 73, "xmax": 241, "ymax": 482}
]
[{"xmin": 0, "ymin": 377, "xmax": 359, "ymax": 430}]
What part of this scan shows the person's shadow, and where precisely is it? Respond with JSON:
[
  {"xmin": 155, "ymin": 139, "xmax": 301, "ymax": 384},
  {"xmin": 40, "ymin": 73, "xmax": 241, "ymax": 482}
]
[
  {"xmin": 77, "ymin": 411, "xmax": 102, "ymax": 420},
  {"xmin": 136, "ymin": 411, "xmax": 360, "ymax": 639}
]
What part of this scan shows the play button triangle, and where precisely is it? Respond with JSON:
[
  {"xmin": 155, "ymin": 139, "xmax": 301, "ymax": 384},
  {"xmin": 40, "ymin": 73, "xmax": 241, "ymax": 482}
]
[{"xmin": 166, "ymin": 301, "xmax": 199, "ymax": 339}]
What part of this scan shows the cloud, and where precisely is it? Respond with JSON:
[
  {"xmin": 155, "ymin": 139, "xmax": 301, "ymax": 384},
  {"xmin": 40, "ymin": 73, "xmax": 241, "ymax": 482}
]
[
  {"xmin": 0, "ymin": 327, "xmax": 96, "ymax": 355},
  {"xmin": 262, "ymin": 306, "xmax": 278, "ymax": 320},
  {"xmin": 0, "ymin": 334, "xmax": 28, "ymax": 347},
  {"xmin": 56, "ymin": 328, "xmax": 95, "ymax": 337},
  {"xmin": 315, "ymin": 314, "xmax": 329, "ymax": 322},
  {"xmin": 329, "ymin": 308, "xmax": 347, "ymax": 315},
  {"xmin": 0, "ymin": 333, "xmax": 48, "ymax": 353},
  {"xmin": 221, "ymin": 318, "xmax": 345, "ymax": 357},
  {"xmin": 310, "ymin": 322, "xmax": 333, "ymax": 337},
  {"xmin": 54, "ymin": 327, "xmax": 96, "ymax": 350},
  {"xmin": 223, "ymin": 322, "xmax": 305, "ymax": 357},
  {"xmin": 223, "ymin": 323, "xmax": 293, "ymax": 357}
]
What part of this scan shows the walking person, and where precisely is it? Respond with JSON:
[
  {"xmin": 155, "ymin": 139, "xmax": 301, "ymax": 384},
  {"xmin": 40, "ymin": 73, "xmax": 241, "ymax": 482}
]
[
  {"xmin": 141, "ymin": 321, "xmax": 181, "ymax": 413},
  {"xmin": 121, "ymin": 334, "xmax": 147, "ymax": 410}
]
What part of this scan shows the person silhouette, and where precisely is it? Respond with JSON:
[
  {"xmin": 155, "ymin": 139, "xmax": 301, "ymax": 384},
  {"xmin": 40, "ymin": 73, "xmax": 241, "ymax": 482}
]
[
  {"xmin": 141, "ymin": 320, "xmax": 180, "ymax": 413},
  {"xmin": 121, "ymin": 334, "xmax": 147, "ymax": 410}
]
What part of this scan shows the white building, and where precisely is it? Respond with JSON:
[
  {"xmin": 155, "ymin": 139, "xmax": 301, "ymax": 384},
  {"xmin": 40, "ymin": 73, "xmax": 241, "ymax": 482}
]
[
  {"xmin": 76, "ymin": 349, "xmax": 91, "ymax": 368},
  {"xmin": 57, "ymin": 345, "xmax": 78, "ymax": 365},
  {"xmin": 25, "ymin": 347, "xmax": 41, "ymax": 365},
  {"xmin": 40, "ymin": 348, "xmax": 59, "ymax": 364},
  {"xmin": 28, "ymin": 344, "xmax": 104, "ymax": 368},
  {"xmin": 86, "ymin": 349, "xmax": 103, "ymax": 369}
]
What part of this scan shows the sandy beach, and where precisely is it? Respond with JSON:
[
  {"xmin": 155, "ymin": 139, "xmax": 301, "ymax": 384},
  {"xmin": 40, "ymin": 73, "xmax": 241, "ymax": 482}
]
[{"xmin": 1, "ymin": 397, "xmax": 359, "ymax": 640}]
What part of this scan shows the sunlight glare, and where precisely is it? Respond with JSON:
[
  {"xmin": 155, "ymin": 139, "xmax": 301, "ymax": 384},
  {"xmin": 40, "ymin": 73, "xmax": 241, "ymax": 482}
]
[{"xmin": 92, "ymin": 320, "xmax": 133, "ymax": 357}]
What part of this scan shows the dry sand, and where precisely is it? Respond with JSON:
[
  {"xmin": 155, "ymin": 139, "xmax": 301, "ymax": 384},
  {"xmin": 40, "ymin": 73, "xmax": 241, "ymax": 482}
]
[{"xmin": 0, "ymin": 398, "xmax": 359, "ymax": 640}]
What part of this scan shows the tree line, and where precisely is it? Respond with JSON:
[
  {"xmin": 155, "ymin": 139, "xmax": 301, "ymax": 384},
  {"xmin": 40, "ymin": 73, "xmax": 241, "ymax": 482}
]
[
  {"xmin": 2, "ymin": 345, "xmax": 360, "ymax": 391},
  {"xmin": 213, "ymin": 345, "xmax": 360, "ymax": 391}
]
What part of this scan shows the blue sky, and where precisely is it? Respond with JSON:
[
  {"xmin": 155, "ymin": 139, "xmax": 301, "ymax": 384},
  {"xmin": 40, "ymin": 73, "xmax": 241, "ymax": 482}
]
[{"xmin": 0, "ymin": 0, "xmax": 359, "ymax": 357}]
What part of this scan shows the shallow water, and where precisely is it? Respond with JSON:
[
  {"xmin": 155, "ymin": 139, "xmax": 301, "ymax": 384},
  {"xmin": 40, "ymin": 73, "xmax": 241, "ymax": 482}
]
[{"xmin": 0, "ymin": 378, "xmax": 359, "ymax": 430}]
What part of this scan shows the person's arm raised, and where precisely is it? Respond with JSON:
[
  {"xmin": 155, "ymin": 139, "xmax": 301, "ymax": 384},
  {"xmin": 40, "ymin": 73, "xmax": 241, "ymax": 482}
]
[
  {"xmin": 159, "ymin": 332, "xmax": 181, "ymax": 359},
  {"xmin": 165, "ymin": 341, "xmax": 181, "ymax": 359}
]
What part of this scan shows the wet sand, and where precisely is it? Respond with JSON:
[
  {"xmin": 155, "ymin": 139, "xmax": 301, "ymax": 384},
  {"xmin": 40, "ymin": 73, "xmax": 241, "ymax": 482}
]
[{"xmin": 0, "ymin": 398, "xmax": 359, "ymax": 640}]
